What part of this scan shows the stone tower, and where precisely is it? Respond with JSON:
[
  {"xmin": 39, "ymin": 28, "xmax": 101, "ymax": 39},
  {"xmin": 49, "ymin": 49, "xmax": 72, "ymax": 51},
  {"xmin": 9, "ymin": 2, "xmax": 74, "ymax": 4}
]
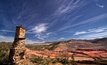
[{"xmin": 9, "ymin": 26, "xmax": 27, "ymax": 65}]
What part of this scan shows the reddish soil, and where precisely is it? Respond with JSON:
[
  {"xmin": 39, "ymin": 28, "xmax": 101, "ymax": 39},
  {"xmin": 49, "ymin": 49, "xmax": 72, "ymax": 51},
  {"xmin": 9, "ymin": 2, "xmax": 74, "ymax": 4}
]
[{"xmin": 25, "ymin": 48, "xmax": 107, "ymax": 61}]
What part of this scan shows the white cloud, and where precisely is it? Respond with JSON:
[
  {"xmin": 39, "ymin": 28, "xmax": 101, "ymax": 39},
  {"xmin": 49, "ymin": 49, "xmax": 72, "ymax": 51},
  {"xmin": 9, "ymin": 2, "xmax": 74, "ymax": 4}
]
[
  {"xmin": 59, "ymin": 37, "xmax": 65, "ymax": 41},
  {"xmin": 88, "ymin": 27, "xmax": 107, "ymax": 33},
  {"xmin": 0, "ymin": 35, "xmax": 14, "ymax": 42},
  {"xmin": 94, "ymin": 0, "xmax": 104, "ymax": 8},
  {"xmin": 0, "ymin": 30, "xmax": 14, "ymax": 35},
  {"xmin": 0, "ymin": 30, "xmax": 14, "ymax": 33},
  {"xmin": 25, "ymin": 39, "xmax": 36, "ymax": 44},
  {"xmin": 59, "ymin": 13, "xmax": 107, "ymax": 31},
  {"xmin": 32, "ymin": 23, "xmax": 48, "ymax": 33},
  {"xmin": 54, "ymin": 5, "xmax": 71, "ymax": 15},
  {"xmin": 25, "ymin": 38, "xmax": 45, "ymax": 44},
  {"xmin": 76, "ymin": 31, "xmax": 107, "ymax": 40},
  {"xmin": 53, "ymin": 0, "xmax": 86, "ymax": 15},
  {"xmin": 34, "ymin": 32, "xmax": 52, "ymax": 40},
  {"xmin": 35, "ymin": 33, "xmax": 46, "ymax": 40},
  {"xmin": 0, "ymin": 35, "xmax": 43, "ymax": 44},
  {"xmin": 96, "ymin": 3, "xmax": 104, "ymax": 8},
  {"xmin": 30, "ymin": 23, "xmax": 51, "ymax": 40},
  {"xmin": 74, "ymin": 31, "xmax": 87, "ymax": 35},
  {"xmin": 74, "ymin": 27, "xmax": 107, "ymax": 35},
  {"xmin": 74, "ymin": 27, "xmax": 107, "ymax": 39}
]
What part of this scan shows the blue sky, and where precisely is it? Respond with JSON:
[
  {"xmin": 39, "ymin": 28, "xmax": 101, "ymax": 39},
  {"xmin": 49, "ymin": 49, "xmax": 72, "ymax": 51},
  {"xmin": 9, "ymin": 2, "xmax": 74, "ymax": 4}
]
[{"xmin": 0, "ymin": 0, "xmax": 107, "ymax": 43}]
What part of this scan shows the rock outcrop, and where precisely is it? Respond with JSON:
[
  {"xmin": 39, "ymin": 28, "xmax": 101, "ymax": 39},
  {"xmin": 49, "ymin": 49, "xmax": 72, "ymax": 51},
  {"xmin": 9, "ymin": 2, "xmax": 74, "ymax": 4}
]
[{"xmin": 9, "ymin": 26, "xmax": 33, "ymax": 65}]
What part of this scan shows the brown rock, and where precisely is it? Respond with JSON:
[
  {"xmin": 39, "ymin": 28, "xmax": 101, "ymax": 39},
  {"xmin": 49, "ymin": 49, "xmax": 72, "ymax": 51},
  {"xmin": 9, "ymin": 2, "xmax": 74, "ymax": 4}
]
[{"xmin": 9, "ymin": 26, "xmax": 34, "ymax": 65}]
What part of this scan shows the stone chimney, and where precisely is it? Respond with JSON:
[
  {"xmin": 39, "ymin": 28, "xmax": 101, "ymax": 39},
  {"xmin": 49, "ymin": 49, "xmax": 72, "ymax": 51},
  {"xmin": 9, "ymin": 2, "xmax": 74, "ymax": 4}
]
[{"xmin": 9, "ymin": 26, "xmax": 27, "ymax": 65}]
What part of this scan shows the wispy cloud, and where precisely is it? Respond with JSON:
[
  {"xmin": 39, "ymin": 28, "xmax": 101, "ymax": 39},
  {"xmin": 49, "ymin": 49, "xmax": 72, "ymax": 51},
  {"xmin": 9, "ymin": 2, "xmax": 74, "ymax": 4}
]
[
  {"xmin": 59, "ymin": 13, "xmax": 107, "ymax": 31},
  {"xmin": 94, "ymin": 0, "xmax": 104, "ymax": 8},
  {"xmin": 0, "ymin": 30, "xmax": 14, "ymax": 34},
  {"xmin": 76, "ymin": 31, "xmax": 107, "ymax": 40},
  {"xmin": 74, "ymin": 27, "xmax": 107, "ymax": 39},
  {"xmin": 26, "ymin": 38, "xmax": 45, "ymax": 44},
  {"xmin": 32, "ymin": 23, "xmax": 48, "ymax": 33},
  {"xmin": 35, "ymin": 33, "xmax": 47, "ymax": 40},
  {"xmin": 0, "ymin": 34, "xmax": 41, "ymax": 44},
  {"xmin": 53, "ymin": 0, "xmax": 88, "ymax": 16},
  {"xmin": 96, "ymin": 3, "xmax": 104, "ymax": 8},
  {"xmin": 28, "ymin": 23, "xmax": 50, "ymax": 40},
  {"xmin": 17, "ymin": 0, "xmax": 28, "ymax": 19},
  {"xmin": 53, "ymin": 5, "xmax": 71, "ymax": 15},
  {"xmin": 0, "ymin": 30, "xmax": 14, "ymax": 33},
  {"xmin": 74, "ymin": 27, "xmax": 107, "ymax": 35},
  {"xmin": 88, "ymin": 27, "xmax": 107, "ymax": 33},
  {"xmin": 58, "ymin": 37, "xmax": 65, "ymax": 41},
  {"xmin": 0, "ymin": 35, "xmax": 14, "ymax": 42},
  {"xmin": 48, "ymin": 0, "xmax": 91, "ymax": 33},
  {"xmin": 74, "ymin": 31, "xmax": 87, "ymax": 35}
]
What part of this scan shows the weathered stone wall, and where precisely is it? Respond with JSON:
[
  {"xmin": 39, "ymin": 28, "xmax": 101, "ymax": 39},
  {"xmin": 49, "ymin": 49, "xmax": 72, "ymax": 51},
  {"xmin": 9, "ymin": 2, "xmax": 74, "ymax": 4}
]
[{"xmin": 9, "ymin": 26, "xmax": 33, "ymax": 65}]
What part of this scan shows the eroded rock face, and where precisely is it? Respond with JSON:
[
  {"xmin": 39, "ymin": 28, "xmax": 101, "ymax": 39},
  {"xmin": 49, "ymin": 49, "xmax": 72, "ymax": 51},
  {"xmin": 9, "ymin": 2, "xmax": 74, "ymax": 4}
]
[{"xmin": 9, "ymin": 26, "xmax": 33, "ymax": 65}]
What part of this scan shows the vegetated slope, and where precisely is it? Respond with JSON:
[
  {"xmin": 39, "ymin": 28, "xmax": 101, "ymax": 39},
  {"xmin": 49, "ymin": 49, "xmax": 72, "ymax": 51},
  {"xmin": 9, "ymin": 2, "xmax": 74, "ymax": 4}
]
[
  {"xmin": 26, "ymin": 38, "xmax": 107, "ymax": 51},
  {"xmin": 91, "ymin": 38, "xmax": 107, "ymax": 49},
  {"xmin": 0, "ymin": 42, "xmax": 12, "ymax": 63},
  {"xmin": 53, "ymin": 41, "xmax": 94, "ymax": 51},
  {"xmin": 26, "ymin": 43, "xmax": 52, "ymax": 50},
  {"xmin": 49, "ymin": 38, "xmax": 107, "ymax": 51}
]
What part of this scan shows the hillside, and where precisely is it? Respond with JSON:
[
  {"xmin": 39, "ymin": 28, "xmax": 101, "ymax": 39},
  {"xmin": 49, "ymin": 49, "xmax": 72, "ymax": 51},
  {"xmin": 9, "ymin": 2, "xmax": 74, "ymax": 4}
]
[
  {"xmin": 50, "ymin": 40, "xmax": 106, "ymax": 52},
  {"xmin": 0, "ymin": 38, "xmax": 106, "ymax": 51},
  {"xmin": 0, "ymin": 38, "xmax": 107, "ymax": 65},
  {"xmin": 91, "ymin": 38, "xmax": 107, "ymax": 49},
  {"xmin": 26, "ymin": 38, "xmax": 107, "ymax": 51},
  {"xmin": 25, "ymin": 38, "xmax": 107, "ymax": 65}
]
